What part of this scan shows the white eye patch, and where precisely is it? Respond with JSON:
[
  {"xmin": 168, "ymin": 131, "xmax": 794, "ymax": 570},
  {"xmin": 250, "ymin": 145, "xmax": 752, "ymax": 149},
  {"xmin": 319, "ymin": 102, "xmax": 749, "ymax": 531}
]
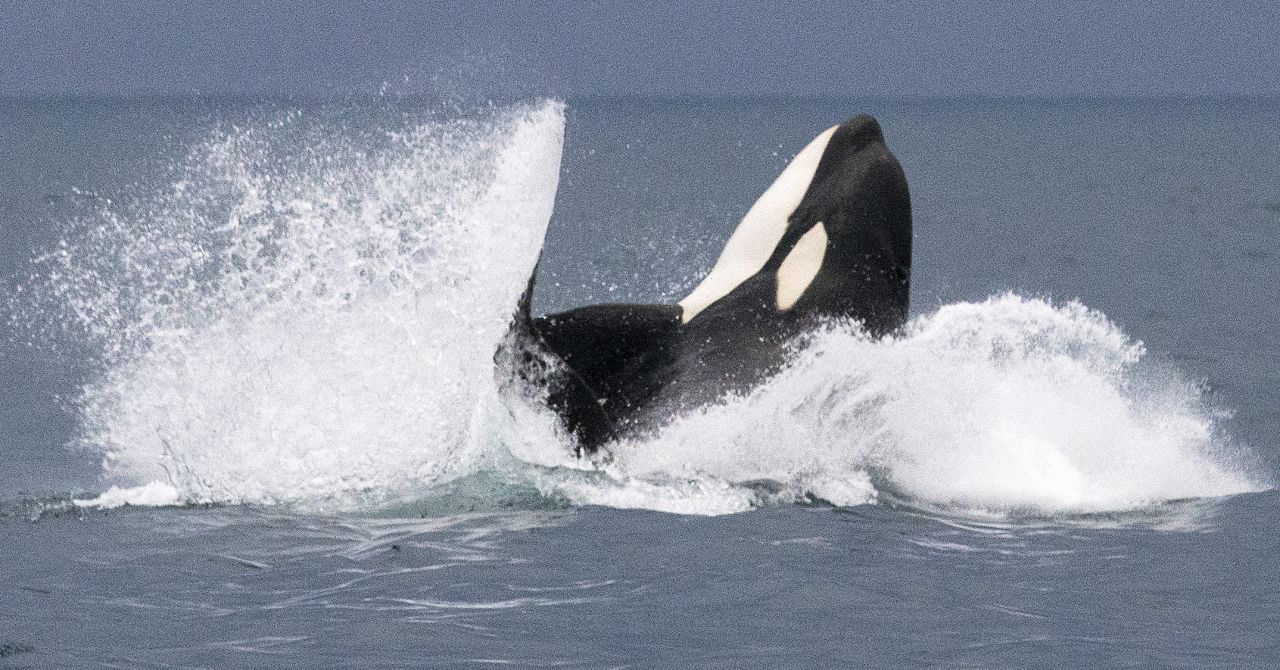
[
  {"xmin": 775, "ymin": 222, "xmax": 828, "ymax": 311},
  {"xmin": 678, "ymin": 125, "xmax": 838, "ymax": 323}
]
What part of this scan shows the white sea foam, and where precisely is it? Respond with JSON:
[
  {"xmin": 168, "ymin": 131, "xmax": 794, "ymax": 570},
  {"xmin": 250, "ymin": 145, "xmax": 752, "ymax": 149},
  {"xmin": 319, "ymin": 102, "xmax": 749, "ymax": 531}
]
[
  {"xmin": 38, "ymin": 101, "xmax": 1264, "ymax": 517},
  {"xmin": 74, "ymin": 481, "xmax": 182, "ymax": 509},
  {"xmin": 568, "ymin": 294, "xmax": 1263, "ymax": 516},
  {"xmin": 49, "ymin": 101, "xmax": 565, "ymax": 511}
]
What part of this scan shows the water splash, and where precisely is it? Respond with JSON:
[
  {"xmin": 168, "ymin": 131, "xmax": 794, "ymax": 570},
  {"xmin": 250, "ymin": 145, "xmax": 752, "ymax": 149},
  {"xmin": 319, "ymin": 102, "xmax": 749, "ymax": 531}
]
[
  {"xmin": 39, "ymin": 101, "xmax": 565, "ymax": 511},
  {"xmin": 30, "ymin": 101, "xmax": 1263, "ymax": 517},
  {"xmin": 564, "ymin": 294, "xmax": 1262, "ymax": 515}
]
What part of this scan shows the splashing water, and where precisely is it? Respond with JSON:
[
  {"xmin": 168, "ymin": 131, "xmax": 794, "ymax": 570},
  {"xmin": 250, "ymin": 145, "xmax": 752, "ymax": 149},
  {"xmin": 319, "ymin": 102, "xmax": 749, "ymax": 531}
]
[
  {"xmin": 30, "ymin": 101, "xmax": 1263, "ymax": 516},
  {"xmin": 574, "ymin": 294, "xmax": 1262, "ymax": 515},
  {"xmin": 46, "ymin": 101, "xmax": 566, "ymax": 511}
]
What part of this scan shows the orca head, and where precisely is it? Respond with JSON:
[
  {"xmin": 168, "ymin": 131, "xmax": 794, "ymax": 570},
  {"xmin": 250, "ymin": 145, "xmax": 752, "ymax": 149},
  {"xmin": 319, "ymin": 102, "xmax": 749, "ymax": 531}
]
[
  {"xmin": 679, "ymin": 114, "xmax": 912, "ymax": 335},
  {"xmin": 771, "ymin": 114, "xmax": 912, "ymax": 333}
]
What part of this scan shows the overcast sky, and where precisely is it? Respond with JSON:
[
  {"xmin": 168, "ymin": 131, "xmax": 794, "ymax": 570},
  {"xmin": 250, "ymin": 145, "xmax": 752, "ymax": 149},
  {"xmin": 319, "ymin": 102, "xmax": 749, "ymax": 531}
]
[{"xmin": 3, "ymin": 1, "xmax": 1278, "ymax": 98}]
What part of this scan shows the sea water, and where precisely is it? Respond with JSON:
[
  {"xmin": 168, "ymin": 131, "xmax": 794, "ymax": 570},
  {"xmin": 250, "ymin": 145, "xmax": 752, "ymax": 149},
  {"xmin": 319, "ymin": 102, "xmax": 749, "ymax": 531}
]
[{"xmin": 1, "ymin": 96, "xmax": 1277, "ymax": 668}]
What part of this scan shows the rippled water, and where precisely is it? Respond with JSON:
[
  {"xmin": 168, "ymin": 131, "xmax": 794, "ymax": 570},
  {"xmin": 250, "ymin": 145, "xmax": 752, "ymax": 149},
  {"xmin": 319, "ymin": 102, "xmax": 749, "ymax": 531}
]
[{"xmin": 2, "ymin": 96, "xmax": 1278, "ymax": 668}]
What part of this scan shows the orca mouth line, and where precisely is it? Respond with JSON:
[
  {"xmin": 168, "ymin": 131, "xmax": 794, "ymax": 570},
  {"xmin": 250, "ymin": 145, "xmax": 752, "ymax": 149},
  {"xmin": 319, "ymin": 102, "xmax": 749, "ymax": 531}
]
[{"xmin": 500, "ymin": 113, "xmax": 912, "ymax": 454}]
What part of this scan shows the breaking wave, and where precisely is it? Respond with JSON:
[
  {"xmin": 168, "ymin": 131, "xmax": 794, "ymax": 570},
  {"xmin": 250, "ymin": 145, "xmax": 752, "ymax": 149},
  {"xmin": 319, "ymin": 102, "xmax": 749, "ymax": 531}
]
[{"xmin": 25, "ymin": 100, "xmax": 1263, "ymax": 517}]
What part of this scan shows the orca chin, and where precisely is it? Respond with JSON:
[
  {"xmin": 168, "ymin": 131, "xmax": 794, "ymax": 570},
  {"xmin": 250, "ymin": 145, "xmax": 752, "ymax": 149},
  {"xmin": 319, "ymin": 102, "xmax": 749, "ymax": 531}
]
[{"xmin": 498, "ymin": 114, "xmax": 912, "ymax": 454}]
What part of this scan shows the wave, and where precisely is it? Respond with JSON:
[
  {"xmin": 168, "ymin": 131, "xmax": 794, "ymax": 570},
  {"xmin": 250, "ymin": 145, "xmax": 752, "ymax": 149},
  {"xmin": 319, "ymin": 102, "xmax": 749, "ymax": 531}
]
[{"xmin": 24, "ymin": 100, "xmax": 1265, "ymax": 517}]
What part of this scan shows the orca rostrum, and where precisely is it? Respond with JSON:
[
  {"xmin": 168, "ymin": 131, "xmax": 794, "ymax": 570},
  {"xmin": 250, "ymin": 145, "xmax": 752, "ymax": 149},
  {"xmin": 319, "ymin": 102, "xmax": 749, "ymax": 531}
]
[{"xmin": 499, "ymin": 114, "xmax": 912, "ymax": 454}]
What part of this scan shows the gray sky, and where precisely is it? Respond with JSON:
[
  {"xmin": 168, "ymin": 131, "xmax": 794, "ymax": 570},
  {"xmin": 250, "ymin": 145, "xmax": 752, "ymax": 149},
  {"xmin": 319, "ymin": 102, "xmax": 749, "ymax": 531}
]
[{"xmin": 3, "ymin": 0, "xmax": 1278, "ymax": 98}]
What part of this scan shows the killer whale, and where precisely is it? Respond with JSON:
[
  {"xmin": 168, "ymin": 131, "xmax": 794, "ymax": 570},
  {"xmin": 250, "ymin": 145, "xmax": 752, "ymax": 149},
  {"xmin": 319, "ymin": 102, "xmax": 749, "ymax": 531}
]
[{"xmin": 500, "ymin": 114, "xmax": 912, "ymax": 453}]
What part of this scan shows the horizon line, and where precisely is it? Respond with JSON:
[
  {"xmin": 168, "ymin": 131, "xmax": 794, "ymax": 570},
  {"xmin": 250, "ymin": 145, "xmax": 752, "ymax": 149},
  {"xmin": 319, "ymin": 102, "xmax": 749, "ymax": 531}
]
[{"xmin": 2, "ymin": 92, "xmax": 1279, "ymax": 104}]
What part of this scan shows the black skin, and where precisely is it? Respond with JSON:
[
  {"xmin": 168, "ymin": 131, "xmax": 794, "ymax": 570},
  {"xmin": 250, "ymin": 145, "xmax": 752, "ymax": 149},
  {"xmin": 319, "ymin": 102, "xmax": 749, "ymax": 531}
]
[{"xmin": 499, "ymin": 115, "xmax": 912, "ymax": 454}]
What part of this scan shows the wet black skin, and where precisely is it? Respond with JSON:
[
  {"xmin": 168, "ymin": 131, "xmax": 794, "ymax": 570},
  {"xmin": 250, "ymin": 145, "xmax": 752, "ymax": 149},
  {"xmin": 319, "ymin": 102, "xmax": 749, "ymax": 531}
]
[{"xmin": 499, "ymin": 115, "xmax": 912, "ymax": 454}]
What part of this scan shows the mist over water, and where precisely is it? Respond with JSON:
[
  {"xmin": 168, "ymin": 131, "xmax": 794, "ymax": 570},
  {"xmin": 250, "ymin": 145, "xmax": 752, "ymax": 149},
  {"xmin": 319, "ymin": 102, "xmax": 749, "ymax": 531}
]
[{"xmin": 12, "ymin": 99, "xmax": 1261, "ymax": 518}]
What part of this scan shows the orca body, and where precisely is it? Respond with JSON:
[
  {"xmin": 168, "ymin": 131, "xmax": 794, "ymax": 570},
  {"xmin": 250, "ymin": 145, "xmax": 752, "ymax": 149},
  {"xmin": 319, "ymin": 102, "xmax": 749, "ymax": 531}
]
[{"xmin": 500, "ymin": 115, "xmax": 912, "ymax": 453}]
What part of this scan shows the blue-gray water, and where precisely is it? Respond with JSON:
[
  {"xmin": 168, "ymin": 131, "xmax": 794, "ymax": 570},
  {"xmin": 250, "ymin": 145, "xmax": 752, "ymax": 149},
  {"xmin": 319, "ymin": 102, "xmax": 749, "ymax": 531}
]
[{"xmin": 2, "ymin": 97, "xmax": 1278, "ymax": 668}]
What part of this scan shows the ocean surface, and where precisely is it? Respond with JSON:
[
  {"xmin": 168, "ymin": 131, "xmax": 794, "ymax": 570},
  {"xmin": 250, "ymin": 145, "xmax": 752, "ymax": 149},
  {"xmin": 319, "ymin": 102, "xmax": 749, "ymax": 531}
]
[{"xmin": 1, "ymin": 96, "xmax": 1278, "ymax": 668}]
